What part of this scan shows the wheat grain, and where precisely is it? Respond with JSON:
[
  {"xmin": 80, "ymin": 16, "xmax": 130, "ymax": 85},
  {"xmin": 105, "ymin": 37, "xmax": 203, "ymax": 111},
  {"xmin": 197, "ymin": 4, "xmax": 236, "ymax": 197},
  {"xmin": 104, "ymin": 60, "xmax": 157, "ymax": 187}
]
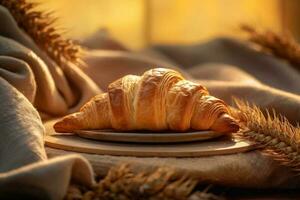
[
  {"xmin": 241, "ymin": 24, "xmax": 300, "ymax": 68},
  {"xmin": 233, "ymin": 98, "xmax": 300, "ymax": 173},
  {"xmin": 65, "ymin": 164, "xmax": 224, "ymax": 200},
  {"xmin": 0, "ymin": 0, "xmax": 82, "ymax": 67}
]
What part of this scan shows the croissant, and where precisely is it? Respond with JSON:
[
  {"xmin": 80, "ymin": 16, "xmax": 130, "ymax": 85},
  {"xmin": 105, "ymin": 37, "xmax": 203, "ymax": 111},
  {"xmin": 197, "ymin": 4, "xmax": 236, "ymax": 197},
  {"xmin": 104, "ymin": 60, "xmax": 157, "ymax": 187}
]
[{"xmin": 54, "ymin": 68, "xmax": 239, "ymax": 133}]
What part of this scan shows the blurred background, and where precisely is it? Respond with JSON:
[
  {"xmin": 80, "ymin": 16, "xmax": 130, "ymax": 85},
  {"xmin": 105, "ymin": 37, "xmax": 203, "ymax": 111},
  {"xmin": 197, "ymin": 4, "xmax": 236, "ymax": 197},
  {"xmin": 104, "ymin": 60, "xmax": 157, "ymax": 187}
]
[{"xmin": 29, "ymin": 0, "xmax": 299, "ymax": 49}]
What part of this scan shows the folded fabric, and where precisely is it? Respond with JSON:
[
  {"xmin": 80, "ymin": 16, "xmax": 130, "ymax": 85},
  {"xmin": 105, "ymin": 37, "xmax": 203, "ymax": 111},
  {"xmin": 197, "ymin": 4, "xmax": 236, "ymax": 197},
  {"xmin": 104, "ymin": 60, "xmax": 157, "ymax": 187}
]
[
  {"xmin": 0, "ymin": 5, "xmax": 96, "ymax": 199},
  {"xmin": 0, "ymin": 75, "xmax": 93, "ymax": 199},
  {"xmin": 0, "ymin": 155, "xmax": 93, "ymax": 200},
  {"xmin": 0, "ymin": 5, "xmax": 101, "ymax": 117}
]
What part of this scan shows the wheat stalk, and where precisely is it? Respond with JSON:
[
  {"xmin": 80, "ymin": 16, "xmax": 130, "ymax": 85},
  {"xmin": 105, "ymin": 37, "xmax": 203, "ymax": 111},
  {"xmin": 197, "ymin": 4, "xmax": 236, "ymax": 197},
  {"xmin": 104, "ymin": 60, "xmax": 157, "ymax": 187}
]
[
  {"xmin": 232, "ymin": 99, "xmax": 300, "ymax": 172},
  {"xmin": 240, "ymin": 25, "xmax": 300, "ymax": 171},
  {"xmin": 241, "ymin": 24, "xmax": 300, "ymax": 68},
  {"xmin": 0, "ymin": 0, "xmax": 82, "ymax": 66},
  {"xmin": 65, "ymin": 164, "xmax": 224, "ymax": 200}
]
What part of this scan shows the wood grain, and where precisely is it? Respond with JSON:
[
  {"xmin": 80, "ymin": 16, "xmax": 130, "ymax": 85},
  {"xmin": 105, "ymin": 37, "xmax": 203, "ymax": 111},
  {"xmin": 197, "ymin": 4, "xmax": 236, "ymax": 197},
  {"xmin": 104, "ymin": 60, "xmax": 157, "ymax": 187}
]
[{"xmin": 45, "ymin": 119, "xmax": 257, "ymax": 157}]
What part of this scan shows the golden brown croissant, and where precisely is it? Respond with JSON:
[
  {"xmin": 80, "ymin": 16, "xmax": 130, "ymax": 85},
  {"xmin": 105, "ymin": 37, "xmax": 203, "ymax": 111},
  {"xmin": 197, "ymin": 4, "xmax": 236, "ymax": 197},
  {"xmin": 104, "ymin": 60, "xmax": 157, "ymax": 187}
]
[{"xmin": 54, "ymin": 68, "xmax": 239, "ymax": 133}]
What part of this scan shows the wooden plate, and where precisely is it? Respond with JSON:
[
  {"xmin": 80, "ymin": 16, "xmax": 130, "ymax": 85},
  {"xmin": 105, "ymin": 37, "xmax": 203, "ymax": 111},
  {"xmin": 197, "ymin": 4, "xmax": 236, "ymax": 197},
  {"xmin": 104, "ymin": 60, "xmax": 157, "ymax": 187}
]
[
  {"xmin": 74, "ymin": 129, "xmax": 223, "ymax": 143},
  {"xmin": 44, "ymin": 119, "xmax": 258, "ymax": 157},
  {"xmin": 45, "ymin": 134, "xmax": 257, "ymax": 157}
]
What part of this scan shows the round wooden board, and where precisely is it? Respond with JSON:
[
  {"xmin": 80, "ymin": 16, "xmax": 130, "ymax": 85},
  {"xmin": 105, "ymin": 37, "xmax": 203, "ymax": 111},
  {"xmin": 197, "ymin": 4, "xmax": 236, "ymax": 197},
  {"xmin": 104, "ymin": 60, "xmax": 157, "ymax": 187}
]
[
  {"xmin": 74, "ymin": 129, "xmax": 223, "ymax": 143},
  {"xmin": 44, "ymin": 119, "xmax": 258, "ymax": 157}
]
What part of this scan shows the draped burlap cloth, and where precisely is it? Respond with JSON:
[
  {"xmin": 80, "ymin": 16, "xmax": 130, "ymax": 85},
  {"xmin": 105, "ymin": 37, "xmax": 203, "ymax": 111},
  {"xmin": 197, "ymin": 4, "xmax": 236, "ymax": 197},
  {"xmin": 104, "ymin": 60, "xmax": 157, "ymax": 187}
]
[{"xmin": 1, "ymin": 5, "xmax": 300, "ymax": 199}]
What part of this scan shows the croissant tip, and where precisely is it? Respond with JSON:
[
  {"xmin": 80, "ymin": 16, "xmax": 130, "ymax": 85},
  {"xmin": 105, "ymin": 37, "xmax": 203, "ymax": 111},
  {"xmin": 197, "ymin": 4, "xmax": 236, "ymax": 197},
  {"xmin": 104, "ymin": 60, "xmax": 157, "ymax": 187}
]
[
  {"xmin": 211, "ymin": 113, "xmax": 240, "ymax": 134},
  {"xmin": 53, "ymin": 120, "xmax": 71, "ymax": 133},
  {"xmin": 228, "ymin": 122, "xmax": 240, "ymax": 133},
  {"xmin": 53, "ymin": 113, "xmax": 81, "ymax": 133}
]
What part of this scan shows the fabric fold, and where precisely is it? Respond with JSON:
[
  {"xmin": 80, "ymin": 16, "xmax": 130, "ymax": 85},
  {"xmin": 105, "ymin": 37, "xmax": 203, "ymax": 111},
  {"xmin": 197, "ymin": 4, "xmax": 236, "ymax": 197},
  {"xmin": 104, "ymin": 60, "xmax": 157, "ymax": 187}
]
[
  {"xmin": 0, "ymin": 6, "xmax": 99, "ymax": 199},
  {"xmin": 0, "ymin": 76, "xmax": 94, "ymax": 200},
  {"xmin": 0, "ymin": 77, "xmax": 45, "ymax": 172},
  {"xmin": 0, "ymin": 155, "xmax": 94, "ymax": 200},
  {"xmin": 0, "ymin": 5, "xmax": 101, "ymax": 116},
  {"xmin": 0, "ymin": 55, "xmax": 36, "ymax": 102}
]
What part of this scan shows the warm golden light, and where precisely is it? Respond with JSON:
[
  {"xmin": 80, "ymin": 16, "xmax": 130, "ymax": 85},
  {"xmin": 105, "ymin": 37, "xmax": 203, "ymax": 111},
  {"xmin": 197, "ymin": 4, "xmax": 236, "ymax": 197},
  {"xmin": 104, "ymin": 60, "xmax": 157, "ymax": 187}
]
[{"xmin": 30, "ymin": 0, "xmax": 283, "ymax": 49}]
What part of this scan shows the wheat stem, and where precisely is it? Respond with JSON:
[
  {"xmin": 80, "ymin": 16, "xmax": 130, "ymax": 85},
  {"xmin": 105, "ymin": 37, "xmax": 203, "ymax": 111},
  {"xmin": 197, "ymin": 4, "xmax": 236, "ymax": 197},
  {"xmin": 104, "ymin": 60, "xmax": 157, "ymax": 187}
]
[
  {"xmin": 233, "ymin": 98, "xmax": 300, "ymax": 173},
  {"xmin": 241, "ymin": 24, "xmax": 300, "ymax": 68},
  {"xmin": 65, "ymin": 164, "xmax": 224, "ymax": 200},
  {"xmin": 0, "ymin": 0, "xmax": 82, "ymax": 67}
]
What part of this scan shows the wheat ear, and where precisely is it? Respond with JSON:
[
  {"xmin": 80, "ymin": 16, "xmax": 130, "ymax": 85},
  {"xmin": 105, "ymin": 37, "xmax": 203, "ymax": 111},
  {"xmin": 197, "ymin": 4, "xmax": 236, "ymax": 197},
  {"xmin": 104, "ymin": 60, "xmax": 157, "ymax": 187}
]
[
  {"xmin": 0, "ymin": 0, "xmax": 82, "ymax": 66},
  {"xmin": 232, "ymin": 99, "xmax": 300, "ymax": 173},
  {"xmin": 241, "ymin": 24, "xmax": 300, "ymax": 68},
  {"xmin": 65, "ymin": 164, "xmax": 224, "ymax": 200}
]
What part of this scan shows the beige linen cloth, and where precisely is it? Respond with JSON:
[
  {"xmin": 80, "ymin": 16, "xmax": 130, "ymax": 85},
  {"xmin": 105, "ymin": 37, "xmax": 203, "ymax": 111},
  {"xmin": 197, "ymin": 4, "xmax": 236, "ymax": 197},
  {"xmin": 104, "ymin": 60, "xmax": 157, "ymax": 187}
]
[{"xmin": 1, "ymin": 5, "xmax": 300, "ymax": 199}]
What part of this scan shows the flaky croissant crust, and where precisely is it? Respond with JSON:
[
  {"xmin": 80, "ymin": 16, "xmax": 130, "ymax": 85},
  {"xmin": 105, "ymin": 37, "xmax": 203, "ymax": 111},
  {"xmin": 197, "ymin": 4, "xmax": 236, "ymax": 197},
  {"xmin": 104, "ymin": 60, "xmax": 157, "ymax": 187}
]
[{"xmin": 54, "ymin": 68, "xmax": 239, "ymax": 133}]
